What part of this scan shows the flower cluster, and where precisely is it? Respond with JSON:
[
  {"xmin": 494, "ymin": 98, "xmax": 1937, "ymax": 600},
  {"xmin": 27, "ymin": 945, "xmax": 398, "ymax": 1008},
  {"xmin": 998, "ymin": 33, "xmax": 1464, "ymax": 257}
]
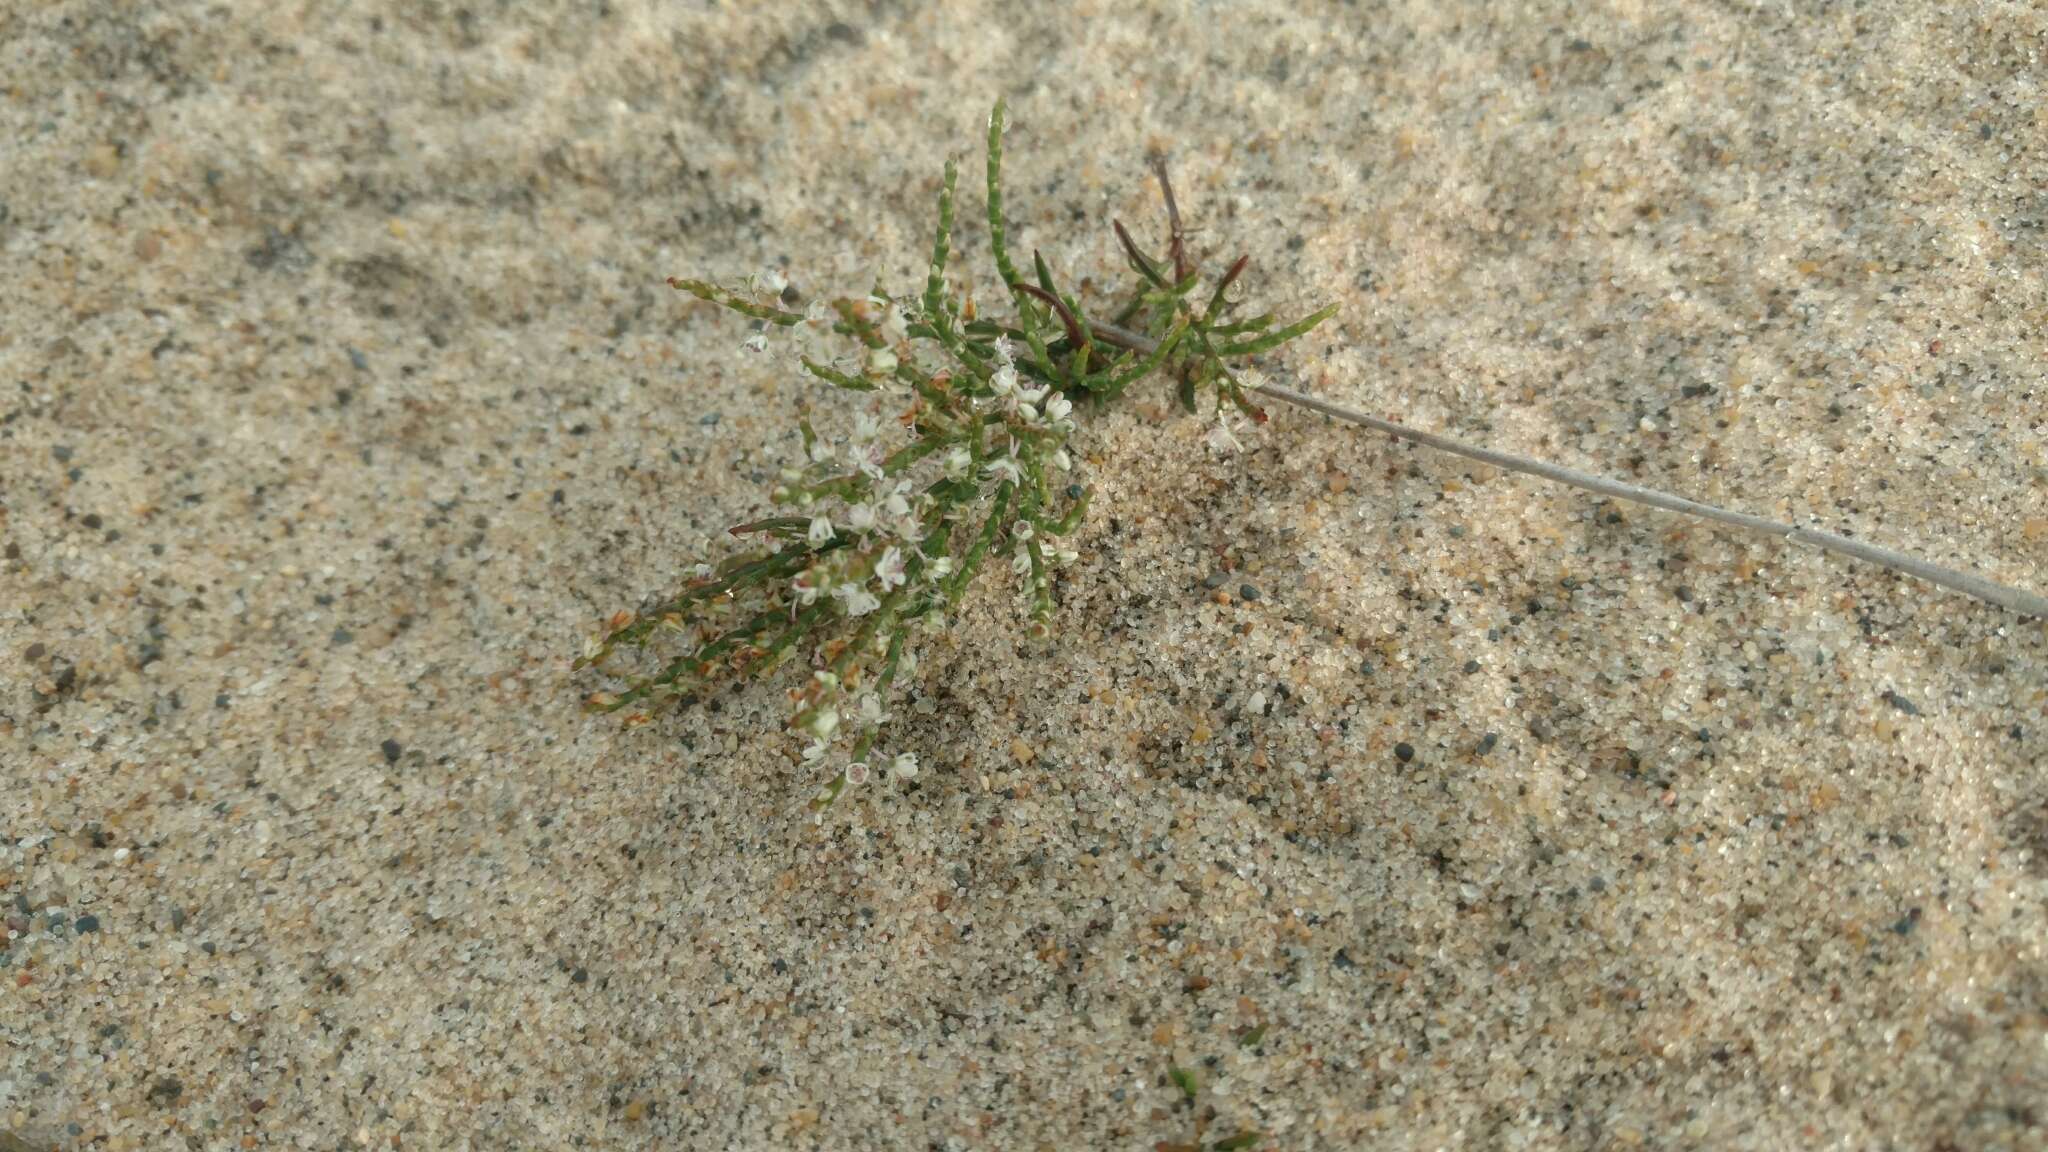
[{"xmin": 576, "ymin": 100, "xmax": 1334, "ymax": 809}]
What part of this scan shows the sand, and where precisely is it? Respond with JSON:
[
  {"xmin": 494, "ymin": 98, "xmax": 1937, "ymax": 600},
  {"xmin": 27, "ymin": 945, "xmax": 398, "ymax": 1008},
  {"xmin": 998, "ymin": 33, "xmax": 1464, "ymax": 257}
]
[{"xmin": 4, "ymin": 2, "xmax": 2045, "ymax": 1148}]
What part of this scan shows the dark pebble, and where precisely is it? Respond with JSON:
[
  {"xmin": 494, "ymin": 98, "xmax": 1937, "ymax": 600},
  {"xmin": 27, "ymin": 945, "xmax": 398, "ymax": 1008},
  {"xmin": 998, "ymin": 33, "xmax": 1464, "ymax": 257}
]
[
  {"xmin": 1332, "ymin": 948, "xmax": 1356, "ymax": 970},
  {"xmin": 1891, "ymin": 908, "xmax": 1921, "ymax": 936},
  {"xmin": 4, "ymin": 542, "xmax": 18, "ymax": 560},
  {"xmin": 571, "ymin": 966, "xmax": 589, "ymax": 984},
  {"xmin": 381, "ymin": 738, "xmax": 402, "ymax": 764},
  {"xmin": 347, "ymin": 347, "xmax": 369, "ymax": 371},
  {"xmin": 551, "ymin": 489, "xmax": 566, "ymax": 505},
  {"xmin": 148, "ymin": 1076, "xmax": 183, "ymax": 1104},
  {"xmin": 699, "ymin": 411, "xmax": 721, "ymax": 426},
  {"xmin": 1478, "ymin": 732, "xmax": 1498, "ymax": 755},
  {"xmin": 75, "ymin": 914, "xmax": 100, "ymax": 933},
  {"xmin": 331, "ymin": 628, "xmax": 353, "ymax": 646},
  {"xmin": 25, "ymin": 642, "xmax": 45, "ymax": 662},
  {"xmin": 214, "ymin": 693, "xmax": 230, "ymax": 710},
  {"xmin": 1463, "ymin": 659, "xmax": 1480, "ymax": 674},
  {"xmin": 1588, "ymin": 875, "xmax": 1608, "ymax": 893},
  {"xmin": 81, "ymin": 513, "xmax": 103, "ymax": 530},
  {"xmin": 53, "ymin": 445, "xmax": 73, "ymax": 463},
  {"xmin": 1394, "ymin": 742, "xmax": 1414, "ymax": 763},
  {"xmin": 170, "ymin": 906, "xmax": 187, "ymax": 930},
  {"xmin": 1882, "ymin": 690, "xmax": 1921, "ymax": 716},
  {"xmin": 1675, "ymin": 586, "xmax": 1693, "ymax": 602},
  {"xmin": 1202, "ymin": 570, "xmax": 1228, "ymax": 590},
  {"xmin": 1238, "ymin": 583, "xmax": 1261, "ymax": 602}
]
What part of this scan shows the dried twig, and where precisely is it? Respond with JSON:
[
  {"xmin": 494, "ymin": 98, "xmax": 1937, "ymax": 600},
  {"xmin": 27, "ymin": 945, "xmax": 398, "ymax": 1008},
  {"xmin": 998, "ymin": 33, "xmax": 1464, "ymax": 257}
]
[{"xmin": 1087, "ymin": 321, "xmax": 2048, "ymax": 618}]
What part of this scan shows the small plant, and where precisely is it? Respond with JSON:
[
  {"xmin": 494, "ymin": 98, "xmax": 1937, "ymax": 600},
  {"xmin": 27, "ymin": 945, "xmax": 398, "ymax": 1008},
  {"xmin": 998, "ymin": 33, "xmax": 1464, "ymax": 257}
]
[
  {"xmin": 579, "ymin": 101, "xmax": 2047, "ymax": 811},
  {"xmin": 575, "ymin": 100, "xmax": 1334, "ymax": 808},
  {"xmin": 1155, "ymin": 1062, "xmax": 1261, "ymax": 1152}
]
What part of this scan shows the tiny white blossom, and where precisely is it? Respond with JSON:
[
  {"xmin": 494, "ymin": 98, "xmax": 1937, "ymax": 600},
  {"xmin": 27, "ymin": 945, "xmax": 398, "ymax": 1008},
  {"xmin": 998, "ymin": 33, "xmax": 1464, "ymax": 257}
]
[
  {"xmin": 801, "ymin": 738, "xmax": 831, "ymax": 763},
  {"xmin": 891, "ymin": 752, "xmax": 920, "ymax": 780},
  {"xmin": 879, "ymin": 303, "xmax": 909, "ymax": 344},
  {"xmin": 945, "ymin": 446, "xmax": 973, "ymax": 477},
  {"xmin": 1052, "ymin": 448, "xmax": 1072, "ymax": 471},
  {"xmin": 834, "ymin": 582, "xmax": 880, "ymax": 616},
  {"xmin": 882, "ymin": 489, "xmax": 911, "ymax": 518},
  {"xmin": 875, "ymin": 546, "xmax": 907, "ymax": 590},
  {"xmin": 857, "ymin": 693, "xmax": 888, "ymax": 726},
  {"xmin": 856, "ymin": 442, "xmax": 887, "ymax": 480},
  {"xmin": 809, "ymin": 438, "xmax": 836, "ymax": 464},
  {"xmin": 1012, "ymin": 520, "xmax": 1034, "ymax": 541},
  {"xmin": 845, "ymin": 761, "xmax": 870, "ymax": 786},
  {"xmin": 928, "ymin": 556, "xmax": 954, "ymax": 580},
  {"xmin": 1056, "ymin": 547, "xmax": 1079, "ymax": 566},
  {"xmin": 741, "ymin": 331, "xmax": 769, "ymax": 354},
  {"xmin": 845, "ymin": 503, "xmax": 877, "ymax": 534},
  {"xmin": 813, "ymin": 670, "xmax": 840, "ymax": 689},
  {"xmin": 806, "ymin": 707, "xmax": 840, "ymax": 740},
  {"xmin": 792, "ymin": 577, "xmax": 822, "ymax": 606},
  {"xmin": 867, "ymin": 347, "xmax": 898, "ymax": 375},
  {"xmin": 983, "ymin": 456, "xmax": 1023, "ymax": 485},
  {"xmin": 804, "ymin": 300, "xmax": 832, "ymax": 325},
  {"xmin": 807, "ymin": 516, "xmax": 835, "ymax": 547},
  {"xmin": 1042, "ymin": 393, "xmax": 1073, "ymax": 423},
  {"xmin": 1206, "ymin": 412, "xmax": 1244, "ymax": 453},
  {"xmin": 1011, "ymin": 549, "xmax": 1032, "ymax": 575},
  {"xmin": 1019, "ymin": 382, "xmax": 1049, "ymax": 407},
  {"xmin": 852, "ymin": 413, "xmax": 882, "ymax": 444},
  {"xmin": 992, "ymin": 335, "xmax": 1015, "ymax": 365},
  {"xmin": 990, "ymin": 362, "xmax": 1019, "ymax": 398}
]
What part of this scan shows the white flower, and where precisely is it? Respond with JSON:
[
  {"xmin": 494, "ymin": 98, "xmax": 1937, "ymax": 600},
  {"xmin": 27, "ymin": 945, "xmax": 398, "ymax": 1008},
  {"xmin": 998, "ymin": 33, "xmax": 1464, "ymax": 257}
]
[
  {"xmin": 983, "ymin": 456, "xmax": 1023, "ymax": 485},
  {"xmin": 928, "ymin": 556, "xmax": 954, "ymax": 580},
  {"xmin": 1011, "ymin": 549, "xmax": 1032, "ymax": 575},
  {"xmin": 791, "ymin": 573, "xmax": 823, "ymax": 605},
  {"xmin": 875, "ymin": 546, "xmax": 907, "ymax": 590},
  {"xmin": 945, "ymin": 446, "xmax": 972, "ymax": 477},
  {"xmin": 758, "ymin": 267, "xmax": 789, "ymax": 297},
  {"xmin": 881, "ymin": 487, "xmax": 912, "ymax": 518},
  {"xmin": 879, "ymin": 302, "xmax": 909, "ymax": 344},
  {"xmin": 1052, "ymin": 448, "xmax": 1071, "ymax": 471},
  {"xmin": 891, "ymin": 752, "xmax": 919, "ymax": 780},
  {"xmin": 845, "ymin": 761, "xmax": 870, "ymax": 786},
  {"xmin": 807, "ymin": 516, "xmax": 835, "ymax": 547},
  {"xmin": 741, "ymin": 331, "xmax": 769, "ymax": 354},
  {"xmin": 1012, "ymin": 520, "xmax": 1034, "ymax": 541},
  {"xmin": 852, "ymin": 413, "xmax": 882, "ymax": 444},
  {"xmin": 990, "ymin": 362, "xmax": 1019, "ymax": 398},
  {"xmin": 845, "ymin": 503, "xmax": 877, "ymax": 534},
  {"xmin": 867, "ymin": 347, "xmax": 898, "ymax": 375},
  {"xmin": 1018, "ymin": 382, "xmax": 1049, "ymax": 407},
  {"xmin": 833, "ymin": 582, "xmax": 880, "ymax": 616},
  {"xmin": 1206, "ymin": 412, "xmax": 1244, "ymax": 453},
  {"xmin": 856, "ymin": 442, "xmax": 887, "ymax": 480},
  {"xmin": 857, "ymin": 693, "xmax": 888, "ymax": 727},
  {"xmin": 813, "ymin": 670, "xmax": 840, "ymax": 689},
  {"xmin": 806, "ymin": 707, "xmax": 840, "ymax": 740},
  {"xmin": 1055, "ymin": 547, "xmax": 1079, "ymax": 566},
  {"xmin": 992, "ymin": 334, "xmax": 1015, "ymax": 365},
  {"xmin": 1042, "ymin": 393, "xmax": 1073, "ymax": 423},
  {"xmin": 804, "ymin": 300, "xmax": 832, "ymax": 326},
  {"xmin": 802, "ymin": 738, "xmax": 831, "ymax": 763},
  {"xmin": 808, "ymin": 437, "xmax": 836, "ymax": 464}
]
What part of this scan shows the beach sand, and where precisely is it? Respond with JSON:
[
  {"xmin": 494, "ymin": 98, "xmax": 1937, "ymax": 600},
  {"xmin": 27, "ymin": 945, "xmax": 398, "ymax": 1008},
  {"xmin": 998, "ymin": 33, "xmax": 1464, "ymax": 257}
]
[{"xmin": 4, "ymin": 2, "xmax": 2045, "ymax": 1148}]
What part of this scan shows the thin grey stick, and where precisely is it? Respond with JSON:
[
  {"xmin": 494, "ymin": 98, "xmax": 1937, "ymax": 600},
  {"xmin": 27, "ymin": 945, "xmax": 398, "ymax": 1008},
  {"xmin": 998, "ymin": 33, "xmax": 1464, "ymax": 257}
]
[{"xmin": 1087, "ymin": 321, "xmax": 2047, "ymax": 618}]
